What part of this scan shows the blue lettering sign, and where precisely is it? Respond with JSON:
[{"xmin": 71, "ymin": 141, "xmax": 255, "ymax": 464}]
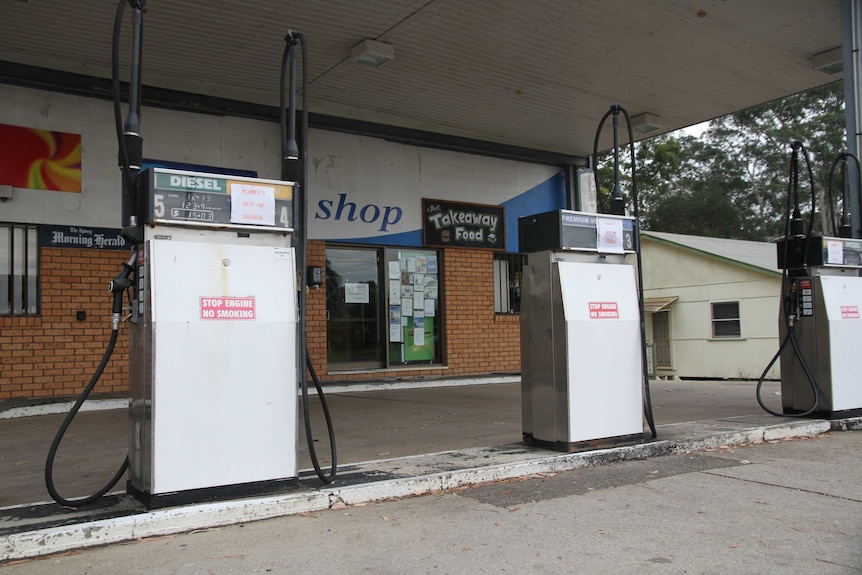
[{"xmin": 315, "ymin": 193, "xmax": 402, "ymax": 232}]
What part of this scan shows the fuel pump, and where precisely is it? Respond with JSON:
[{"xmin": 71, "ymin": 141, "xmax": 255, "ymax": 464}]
[
  {"xmin": 45, "ymin": 4, "xmax": 334, "ymax": 509},
  {"xmin": 757, "ymin": 143, "xmax": 862, "ymax": 419},
  {"xmin": 518, "ymin": 104, "xmax": 656, "ymax": 452}
]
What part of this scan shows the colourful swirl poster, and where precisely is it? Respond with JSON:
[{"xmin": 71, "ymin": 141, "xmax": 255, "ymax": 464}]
[{"xmin": 0, "ymin": 123, "xmax": 82, "ymax": 192}]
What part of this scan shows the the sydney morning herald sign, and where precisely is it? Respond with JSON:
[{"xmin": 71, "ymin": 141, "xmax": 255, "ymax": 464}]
[{"xmin": 422, "ymin": 198, "xmax": 505, "ymax": 250}]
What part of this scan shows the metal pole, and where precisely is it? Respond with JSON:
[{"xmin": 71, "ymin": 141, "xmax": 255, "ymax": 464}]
[{"xmin": 843, "ymin": 0, "xmax": 862, "ymax": 238}]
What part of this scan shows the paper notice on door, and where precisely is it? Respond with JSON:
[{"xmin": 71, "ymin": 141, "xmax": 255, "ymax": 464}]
[
  {"xmin": 388, "ymin": 260, "xmax": 401, "ymax": 279},
  {"xmin": 424, "ymin": 298, "xmax": 435, "ymax": 317},
  {"xmin": 389, "ymin": 279, "xmax": 401, "ymax": 301},
  {"xmin": 402, "ymin": 297, "xmax": 414, "ymax": 316},
  {"xmin": 345, "ymin": 282, "xmax": 369, "ymax": 304},
  {"xmin": 414, "ymin": 327, "xmax": 425, "ymax": 346},
  {"xmin": 389, "ymin": 322, "xmax": 402, "ymax": 342}
]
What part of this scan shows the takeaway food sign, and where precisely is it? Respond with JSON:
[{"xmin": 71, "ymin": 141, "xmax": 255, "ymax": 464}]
[{"xmin": 422, "ymin": 198, "xmax": 505, "ymax": 250}]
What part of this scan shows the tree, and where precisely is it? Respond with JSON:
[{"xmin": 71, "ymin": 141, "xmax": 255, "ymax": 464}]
[{"xmin": 596, "ymin": 80, "xmax": 847, "ymax": 241}]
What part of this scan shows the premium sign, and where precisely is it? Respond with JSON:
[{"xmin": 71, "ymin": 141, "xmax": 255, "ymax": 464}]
[{"xmin": 422, "ymin": 198, "xmax": 505, "ymax": 250}]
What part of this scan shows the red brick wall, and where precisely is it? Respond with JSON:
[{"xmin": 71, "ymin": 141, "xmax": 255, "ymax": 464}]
[
  {"xmin": 2, "ymin": 241, "xmax": 522, "ymax": 404},
  {"xmin": 0, "ymin": 247, "xmax": 130, "ymax": 404}
]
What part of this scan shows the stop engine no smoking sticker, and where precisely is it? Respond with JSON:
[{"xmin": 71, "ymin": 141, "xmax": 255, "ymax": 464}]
[{"xmin": 200, "ymin": 296, "xmax": 256, "ymax": 320}]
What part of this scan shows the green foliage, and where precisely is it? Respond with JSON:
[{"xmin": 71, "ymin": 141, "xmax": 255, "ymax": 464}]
[{"xmin": 596, "ymin": 81, "xmax": 847, "ymax": 241}]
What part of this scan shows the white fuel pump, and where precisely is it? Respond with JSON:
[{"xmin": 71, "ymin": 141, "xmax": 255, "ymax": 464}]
[
  {"xmin": 776, "ymin": 241, "xmax": 862, "ymax": 418},
  {"xmin": 517, "ymin": 104, "xmax": 655, "ymax": 452},
  {"xmin": 519, "ymin": 211, "xmax": 644, "ymax": 450},
  {"xmin": 757, "ymin": 143, "xmax": 862, "ymax": 420},
  {"xmin": 45, "ymin": 5, "xmax": 328, "ymax": 510},
  {"xmin": 126, "ymin": 169, "xmax": 300, "ymax": 507}
]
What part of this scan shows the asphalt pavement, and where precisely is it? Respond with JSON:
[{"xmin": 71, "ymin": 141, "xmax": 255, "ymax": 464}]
[
  {"xmin": 2, "ymin": 377, "xmax": 861, "ymax": 571},
  {"xmin": 5, "ymin": 427, "xmax": 862, "ymax": 574}
]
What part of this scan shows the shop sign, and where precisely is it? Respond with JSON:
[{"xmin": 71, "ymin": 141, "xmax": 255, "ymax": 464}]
[
  {"xmin": 422, "ymin": 198, "xmax": 505, "ymax": 250},
  {"xmin": 40, "ymin": 225, "xmax": 128, "ymax": 250}
]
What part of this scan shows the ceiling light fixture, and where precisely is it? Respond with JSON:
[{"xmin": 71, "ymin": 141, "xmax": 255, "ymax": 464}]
[
  {"xmin": 631, "ymin": 113, "xmax": 662, "ymax": 134},
  {"xmin": 350, "ymin": 39, "xmax": 395, "ymax": 68},
  {"xmin": 812, "ymin": 47, "xmax": 843, "ymax": 75}
]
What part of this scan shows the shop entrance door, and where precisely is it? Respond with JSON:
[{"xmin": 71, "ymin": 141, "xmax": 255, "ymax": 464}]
[{"xmin": 325, "ymin": 247, "xmax": 384, "ymax": 369}]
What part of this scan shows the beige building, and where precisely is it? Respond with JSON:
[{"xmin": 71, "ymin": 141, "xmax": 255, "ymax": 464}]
[{"xmin": 640, "ymin": 231, "xmax": 782, "ymax": 380}]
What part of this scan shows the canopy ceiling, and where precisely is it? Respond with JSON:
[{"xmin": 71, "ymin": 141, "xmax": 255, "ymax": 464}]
[{"xmin": 0, "ymin": 0, "xmax": 844, "ymax": 160}]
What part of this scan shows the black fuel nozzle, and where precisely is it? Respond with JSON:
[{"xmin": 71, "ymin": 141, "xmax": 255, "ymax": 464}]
[
  {"xmin": 839, "ymin": 214, "xmax": 852, "ymax": 238},
  {"xmin": 789, "ymin": 141, "xmax": 805, "ymax": 238},
  {"xmin": 789, "ymin": 211, "xmax": 805, "ymax": 238},
  {"xmin": 109, "ymin": 256, "xmax": 136, "ymax": 328},
  {"xmin": 609, "ymin": 104, "xmax": 626, "ymax": 216}
]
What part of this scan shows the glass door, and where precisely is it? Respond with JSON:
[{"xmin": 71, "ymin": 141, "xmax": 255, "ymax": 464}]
[{"xmin": 325, "ymin": 247, "xmax": 384, "ymax": 369}]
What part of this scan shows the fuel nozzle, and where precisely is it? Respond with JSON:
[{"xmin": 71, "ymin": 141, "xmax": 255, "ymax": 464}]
[
  {"xmin": 839, "ymin": 214, "xmax": 852, "ymax": 238},
  {"xmin": 109, "ymin": 255, "xmax": 136, "ymax": 329},
  {"xmin": 789, "ymin": 141, "xmax": 805, "ymax": 238}
]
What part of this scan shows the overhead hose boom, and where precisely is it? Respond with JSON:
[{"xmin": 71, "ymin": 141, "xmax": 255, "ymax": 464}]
[
  {"xmin": 281, "ymin": 30, "xmax": 337, "ymax": 484},
  {"xmin": 591, "ymin": 104, "xmax": 657, "ymax": 439}
]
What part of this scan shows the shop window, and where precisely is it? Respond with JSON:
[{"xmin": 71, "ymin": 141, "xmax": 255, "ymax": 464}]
[
  {"xmin": 385, "ymin": 248, "xmax": 443, "ymax": 365},
  {"xmin": 493, "ymin": 253, "xmax": 524, "ymax": 314},
  {"xmin": 0, "ymin": 223, "xmax": 39, "ymax": 316},
  {"xmin": 325, "ymin": 245, "xmax": 443, "ymax": 369},
  {"xmin": 711, "ymin": 301, "xmax": 741, "ymax": 338}
]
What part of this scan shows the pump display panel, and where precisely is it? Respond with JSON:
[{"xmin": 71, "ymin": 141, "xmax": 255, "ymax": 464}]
[
  {"xmin": 519, "ymin": 209, "xmax": 636, "ymax": 254},
  {"xmin": 139, "ymin": 168, "xmax": 295, "ymax": 230}
]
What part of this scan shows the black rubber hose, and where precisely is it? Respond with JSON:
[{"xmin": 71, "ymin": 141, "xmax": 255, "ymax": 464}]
[
  {"xmin": 281, "ymin": 30, "xmax": 337, "ymax": 484},
  {"xmin": 301, "ymin": 350, "xmax": 337, "ymax": 483},
  {"xmin": 591, "ymin": 105, "xmax": 657, "ymax": 438},
  {"xmin": 617, "ymin": 105, "xmax": 657, "ymax": 439},
  {"xmin": 591, "ymin": 108, "xmax": 614, "ymax": 214},
  {"xmin": 755, "ymin": 143, "xmax": 820, "ymax": 417},
  {"xmin": 45, "ymin": 291, "xmax": 129, "ymax": 507}
]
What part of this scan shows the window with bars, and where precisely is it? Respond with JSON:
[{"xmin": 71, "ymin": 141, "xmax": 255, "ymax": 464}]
[
  {"xmin": 711, "ymin": 301, "xmax": 741, "ymax": 338},
  {"xmin": 1, "ymin": 223, "xmax": 40, "ymax": 316},
  {"xmin": 493, "ymin": 253, "xmax": 524, "ymax": 314}
]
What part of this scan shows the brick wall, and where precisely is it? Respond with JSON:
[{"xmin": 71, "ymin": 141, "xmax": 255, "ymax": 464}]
[
  {"xmin": 0, "ymin": 247, "xmax": 130, "ymax": 404},
  {"xmin": 2, "ymin": 241, "xmax": 522, "ymax": 405}
]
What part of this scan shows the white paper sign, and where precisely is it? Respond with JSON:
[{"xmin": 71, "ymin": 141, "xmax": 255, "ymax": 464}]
[
  {"xmin": 596, "ymin": 217, "xmax": 624, "ymax": 254},
  {"xmin": 414, "ymin": 327, "xmax": 425, "ymax": 346},
  {"xmin": 389, "ymin": 323, "xmax": 402, "ymax": 342},
  {"xmin": 389, "ymin": 280, "xmax": 401, "ymax": 301},
  {"xmin": 230, "ymin": 183, "xmax": 275, "ymax": 226},
  {"xmin": 388, "ymin": 261, "xmax": 401, "ymax": 279},
  {"xmin": 827, "ymin": 239, "xmax": 844, "ymax": 264},
  {"xmin": 345, "ymin": 282, "xmax": 369, "ymax": 304},
  {"xmin": 402, "ymin": 297, "xmax": 414, "ymax": 316}
]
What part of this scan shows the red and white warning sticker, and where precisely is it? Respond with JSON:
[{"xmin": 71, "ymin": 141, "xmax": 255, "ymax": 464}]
[
  {"xmin": 840, "ymin": 305, "xmax": 859, "ymax": 319},
  {"xmin": 200, "ymin": 297, "xmax": 256, "ymax": 320},
  {"xmin": 588, "ymin": 301, "xmax": 619, "ymax": 319}
]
